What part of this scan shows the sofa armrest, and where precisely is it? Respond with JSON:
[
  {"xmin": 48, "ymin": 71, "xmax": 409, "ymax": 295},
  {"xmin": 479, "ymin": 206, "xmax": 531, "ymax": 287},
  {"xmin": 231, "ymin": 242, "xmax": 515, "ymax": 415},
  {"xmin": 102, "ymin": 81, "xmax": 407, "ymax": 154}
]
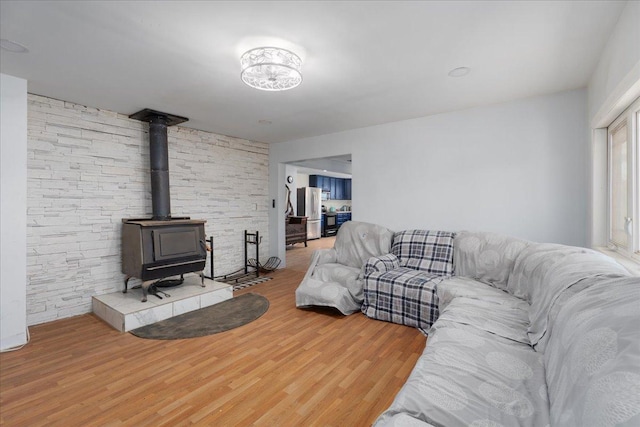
[
  {"xmin": 301, "ymin": 248, "xmax": 338, "ymax": 283},
  {"xmin": 315, "ymin": 248, "xmax": 337, "ymax": 266},
  {"xmin": 364, "ymin": 253, "xmax": 400, "ymax": 277}
]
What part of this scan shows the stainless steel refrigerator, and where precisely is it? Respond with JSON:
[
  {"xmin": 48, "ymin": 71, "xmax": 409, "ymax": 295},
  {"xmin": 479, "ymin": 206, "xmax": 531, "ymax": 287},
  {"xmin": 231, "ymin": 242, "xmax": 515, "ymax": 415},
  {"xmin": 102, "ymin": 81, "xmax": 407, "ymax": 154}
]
[{"xmin": 297, "ymin": 187, "xmax": 322, "ymax": 240}]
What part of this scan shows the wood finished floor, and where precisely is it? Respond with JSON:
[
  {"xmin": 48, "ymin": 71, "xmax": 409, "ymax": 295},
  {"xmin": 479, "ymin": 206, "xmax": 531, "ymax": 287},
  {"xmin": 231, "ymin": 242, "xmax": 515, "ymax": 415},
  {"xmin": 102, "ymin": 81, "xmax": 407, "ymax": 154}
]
[{"xmin": 0, "ymin": 237, "xmax": 426, "ymax": 426}]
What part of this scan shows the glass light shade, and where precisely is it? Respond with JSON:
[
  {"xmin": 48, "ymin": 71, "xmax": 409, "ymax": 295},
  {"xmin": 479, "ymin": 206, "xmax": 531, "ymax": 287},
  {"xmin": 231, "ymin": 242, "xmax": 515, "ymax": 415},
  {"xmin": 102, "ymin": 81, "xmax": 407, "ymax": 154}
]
[{"xmin": 240, "ymin": 47, "xmax": 302, "ymax": 91}]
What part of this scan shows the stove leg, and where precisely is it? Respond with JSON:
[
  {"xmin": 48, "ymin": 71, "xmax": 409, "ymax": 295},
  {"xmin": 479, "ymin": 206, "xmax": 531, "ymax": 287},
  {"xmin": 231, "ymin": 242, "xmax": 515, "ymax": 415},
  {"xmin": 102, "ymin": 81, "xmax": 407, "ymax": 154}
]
[
  {"xmin": 141, "ymin": 280, "xmax": 154, "ymax": 303},
  {"xmin": 123, "ymin": 276, "xmax": 132, "ymax": 294},
  {"xmin": 200, "ymin": 272, "xmax": 205, "ymax": 287}
]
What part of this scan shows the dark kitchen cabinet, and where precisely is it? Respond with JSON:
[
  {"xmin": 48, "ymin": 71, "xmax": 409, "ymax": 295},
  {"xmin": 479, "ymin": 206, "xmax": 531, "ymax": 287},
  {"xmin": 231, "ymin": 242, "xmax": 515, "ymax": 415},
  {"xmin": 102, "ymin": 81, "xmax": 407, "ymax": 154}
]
[
  {"xmin": 331, "ymin": 178, "xmax": 345, "ymax": 200},
  {"xmin": 336, "ymin": 212, "xmax": 351, "ymax": 227},
  {"xmin": 323, "ymin": 176, "xmax": 331, "ymax": 193},
  {"xmin": 344, "ymin": 179, "xmax": 352, "ymax": 200},
  {"xmin": 309, "ymin": 175, "xmax": 331, "ymax": 193},
  {"xmin": 310, "ymin": 174, "xmax": 351, "ymax": 200}
]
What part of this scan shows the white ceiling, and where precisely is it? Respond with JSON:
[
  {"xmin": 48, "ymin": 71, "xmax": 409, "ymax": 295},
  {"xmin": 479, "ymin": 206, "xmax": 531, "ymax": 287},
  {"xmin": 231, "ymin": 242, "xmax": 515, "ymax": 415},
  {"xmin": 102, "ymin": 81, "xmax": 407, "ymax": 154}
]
[{"xmin": 0, "ymin": 1, "xmax": 625, "ymax": 144}]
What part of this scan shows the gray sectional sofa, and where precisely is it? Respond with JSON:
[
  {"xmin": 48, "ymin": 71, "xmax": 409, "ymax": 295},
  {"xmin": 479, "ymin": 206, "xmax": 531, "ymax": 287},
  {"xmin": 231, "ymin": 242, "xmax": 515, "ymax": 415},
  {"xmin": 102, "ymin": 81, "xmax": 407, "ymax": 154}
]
[
  {"xmin": 372, "ymin": 231, "xmax": 640, "ymax": 427},
  {"xmin": 295, "ymin": 223, "xmax": 640, "ymax": 426}
]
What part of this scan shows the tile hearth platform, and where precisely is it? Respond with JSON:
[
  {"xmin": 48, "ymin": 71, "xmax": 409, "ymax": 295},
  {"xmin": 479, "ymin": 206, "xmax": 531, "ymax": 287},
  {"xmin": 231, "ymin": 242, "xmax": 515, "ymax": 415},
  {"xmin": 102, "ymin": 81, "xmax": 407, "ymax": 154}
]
[{"xmin": 92, "ymin": 275, "xmax": 232, "ymax": 332}]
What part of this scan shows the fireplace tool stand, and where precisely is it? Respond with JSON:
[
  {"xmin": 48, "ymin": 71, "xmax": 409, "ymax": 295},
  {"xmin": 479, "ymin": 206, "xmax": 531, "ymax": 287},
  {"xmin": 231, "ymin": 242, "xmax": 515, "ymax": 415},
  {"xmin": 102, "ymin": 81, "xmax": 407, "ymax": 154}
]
[
  {"xmin": 207, "ymin": 230, "xmax": 260, "ymax": 284},
  {"xmin": 206, "ymin": 230, "xmax": 278, "ymax": 283}
]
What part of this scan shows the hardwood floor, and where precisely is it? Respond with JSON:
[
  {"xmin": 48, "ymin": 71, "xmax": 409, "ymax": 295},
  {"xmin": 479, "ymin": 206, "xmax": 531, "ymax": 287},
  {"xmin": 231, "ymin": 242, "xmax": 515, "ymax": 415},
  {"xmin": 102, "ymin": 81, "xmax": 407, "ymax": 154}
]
[{"xmin": 0, "ymin": 237, "xmax": 425, "ymax": 426}]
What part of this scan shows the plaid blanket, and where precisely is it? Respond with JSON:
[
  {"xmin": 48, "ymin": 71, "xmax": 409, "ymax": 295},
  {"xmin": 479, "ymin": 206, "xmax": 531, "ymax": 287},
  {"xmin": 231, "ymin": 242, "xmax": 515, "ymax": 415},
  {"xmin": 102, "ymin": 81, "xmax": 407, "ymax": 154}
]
[
  {"xmin": 362, "ymin": 230, "xmax": 454, "ymax": 334},
  {"xmin": 392, "ymin": 229, "xmax": 455, "ymax": 275},
  {"xmin": 364, "ymin": 253, "xmax": 401, "ymax": 276},
  {"xmin": 362, "ymin": 267, "xmax": 442, "ymax": 334}
]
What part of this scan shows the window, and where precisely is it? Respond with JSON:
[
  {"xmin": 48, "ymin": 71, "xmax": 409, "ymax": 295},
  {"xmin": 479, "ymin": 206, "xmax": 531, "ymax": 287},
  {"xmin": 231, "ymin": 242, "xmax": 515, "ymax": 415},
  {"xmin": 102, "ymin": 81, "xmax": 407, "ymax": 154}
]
[{"xmin": 607, "ymin": 97, "xmax": 640, "ymax": 260}]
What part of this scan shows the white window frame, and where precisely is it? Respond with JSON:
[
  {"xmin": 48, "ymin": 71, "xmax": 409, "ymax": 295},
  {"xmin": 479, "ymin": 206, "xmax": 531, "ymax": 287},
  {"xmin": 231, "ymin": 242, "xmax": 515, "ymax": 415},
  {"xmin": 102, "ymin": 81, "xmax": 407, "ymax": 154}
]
[{"xmin": 607, "ymin": 96, "xmax": 640, "ymax": 261}]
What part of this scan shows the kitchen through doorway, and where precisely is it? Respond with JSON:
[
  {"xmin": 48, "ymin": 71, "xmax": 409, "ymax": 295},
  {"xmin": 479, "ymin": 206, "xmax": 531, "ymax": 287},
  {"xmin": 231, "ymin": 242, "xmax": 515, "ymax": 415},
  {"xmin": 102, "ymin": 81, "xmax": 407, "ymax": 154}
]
[{"xmin": 284, "ymin": 154, "xmax": 352, "ymax": 264}]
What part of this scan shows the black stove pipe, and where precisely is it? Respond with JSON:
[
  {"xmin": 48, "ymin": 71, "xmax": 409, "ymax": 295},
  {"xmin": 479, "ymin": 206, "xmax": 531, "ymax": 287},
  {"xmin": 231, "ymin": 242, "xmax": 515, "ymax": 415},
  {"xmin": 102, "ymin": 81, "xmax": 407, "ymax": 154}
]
[
  {"xmin": 149, "ymin": 115, "xmax": 171, "ymax": 220},
  {"xmin": 129, "ymin": 108, "xmax": 188, "ymax": 221}
]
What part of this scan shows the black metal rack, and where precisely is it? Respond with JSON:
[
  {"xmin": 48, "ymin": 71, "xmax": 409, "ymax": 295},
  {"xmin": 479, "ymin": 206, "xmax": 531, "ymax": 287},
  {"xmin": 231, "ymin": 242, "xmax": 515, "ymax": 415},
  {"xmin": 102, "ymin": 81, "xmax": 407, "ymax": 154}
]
[
  {"xmin": 205, "ymin": 230, "xmax": 260, "ymax": 283},
  {"xmin": 204, "ymin": 230, "xmax": 280, "ymax": 285},
  {"xmin": 244, "ymin": 230, "xmax": 260, "ymax": 278}
]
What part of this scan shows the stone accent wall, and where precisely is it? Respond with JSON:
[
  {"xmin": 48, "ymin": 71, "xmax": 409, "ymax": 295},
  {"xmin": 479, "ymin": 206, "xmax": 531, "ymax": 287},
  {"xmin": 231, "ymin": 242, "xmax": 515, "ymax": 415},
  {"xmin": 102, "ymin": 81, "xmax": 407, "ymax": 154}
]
[{"xmin": 26, "ymin": 95, "xmax": 269, "ymax": 325}]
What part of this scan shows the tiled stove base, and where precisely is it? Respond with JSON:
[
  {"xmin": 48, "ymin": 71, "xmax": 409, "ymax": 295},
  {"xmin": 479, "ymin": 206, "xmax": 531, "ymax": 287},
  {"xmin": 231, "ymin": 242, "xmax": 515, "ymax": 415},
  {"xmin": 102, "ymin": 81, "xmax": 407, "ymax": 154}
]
[{"xmin": 92, "ymin": 275, "xmax": 233, "ymax": 332}]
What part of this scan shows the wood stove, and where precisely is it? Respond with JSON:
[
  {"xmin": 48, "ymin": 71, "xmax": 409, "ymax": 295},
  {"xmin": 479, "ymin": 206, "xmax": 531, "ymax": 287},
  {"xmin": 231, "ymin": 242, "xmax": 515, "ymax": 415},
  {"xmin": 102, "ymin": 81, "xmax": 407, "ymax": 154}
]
[{"xmin": 122, "ymin": 109, "xmax": 207, "ymax": 302}]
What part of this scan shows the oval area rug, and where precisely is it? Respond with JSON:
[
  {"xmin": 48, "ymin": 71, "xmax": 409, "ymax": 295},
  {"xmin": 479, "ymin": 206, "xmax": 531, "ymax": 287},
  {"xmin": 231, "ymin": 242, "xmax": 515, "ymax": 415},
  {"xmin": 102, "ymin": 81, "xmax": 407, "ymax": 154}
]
[{"xmin": 130, "ymin": 293, "xmax": 269, "ymax": 340}]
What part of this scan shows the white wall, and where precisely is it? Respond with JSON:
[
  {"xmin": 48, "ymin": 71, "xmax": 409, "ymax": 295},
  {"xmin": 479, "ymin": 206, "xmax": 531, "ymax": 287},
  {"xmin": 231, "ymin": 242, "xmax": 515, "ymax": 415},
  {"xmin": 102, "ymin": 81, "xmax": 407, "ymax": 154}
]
[
  {"xmin": 270, "ymin": 89, "xmax": 588, "ymax": 262},
  {"xmin": 588, "ymin": 0, "xmax": 640, "ymax": 247},
  {"xmin": 1, "ymin": 74, "xmax": 28, "ymax": 350},
  {"xmin": 26, "ymin": 95, "xmax": 269, "ymax": 325}
]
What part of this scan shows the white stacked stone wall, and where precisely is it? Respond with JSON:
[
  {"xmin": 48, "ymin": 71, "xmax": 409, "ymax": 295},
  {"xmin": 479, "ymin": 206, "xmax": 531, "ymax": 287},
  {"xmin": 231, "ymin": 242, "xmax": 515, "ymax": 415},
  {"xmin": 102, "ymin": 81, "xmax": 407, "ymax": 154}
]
[{"xmin": 27, "ymin": 94, "xmax": 269, "ymax": 325}]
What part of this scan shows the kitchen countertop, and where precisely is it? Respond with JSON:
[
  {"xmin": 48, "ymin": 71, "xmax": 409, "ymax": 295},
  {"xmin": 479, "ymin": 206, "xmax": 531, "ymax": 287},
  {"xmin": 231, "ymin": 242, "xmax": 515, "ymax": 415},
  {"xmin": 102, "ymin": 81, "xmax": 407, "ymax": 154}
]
[{"xmin": 323, "ymin": 211, "xmax": 352, "ymax": 214}]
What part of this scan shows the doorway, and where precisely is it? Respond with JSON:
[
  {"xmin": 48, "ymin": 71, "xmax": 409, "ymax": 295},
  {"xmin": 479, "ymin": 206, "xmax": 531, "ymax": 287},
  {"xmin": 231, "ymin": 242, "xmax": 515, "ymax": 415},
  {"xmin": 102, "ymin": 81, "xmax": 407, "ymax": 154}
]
[{"xmin": 283, "ymin": 154, "xmax": 352, "ymax": 267}]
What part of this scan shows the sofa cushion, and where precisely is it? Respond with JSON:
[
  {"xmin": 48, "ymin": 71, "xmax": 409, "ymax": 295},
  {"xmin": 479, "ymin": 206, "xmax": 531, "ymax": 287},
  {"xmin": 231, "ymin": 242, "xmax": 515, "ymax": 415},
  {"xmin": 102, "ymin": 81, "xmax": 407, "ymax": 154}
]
[
  {"xmin": 435, "ymin": 279, "xmax": 531, "ymax": 345},
  {"xmin": 391, "ymin": 230, "xmax": 455, "ymax": 275},
  {"xmin": 437, "ymin": 275, "xmax": 523, "ymax": 310},
  {"xmin": 374, "ymin": 319, "xmax": 550, "ymax": 427},
  {"xmin": 507, "ymin": 243, "xmax": 629, "ymax": 347},
  {"xmin": 543, "ymin": 276, "xmax": 640, "ymax": 426},
  {"xmin": 453, "ymin": 231, "xmax": 529, "ymax": 291}
]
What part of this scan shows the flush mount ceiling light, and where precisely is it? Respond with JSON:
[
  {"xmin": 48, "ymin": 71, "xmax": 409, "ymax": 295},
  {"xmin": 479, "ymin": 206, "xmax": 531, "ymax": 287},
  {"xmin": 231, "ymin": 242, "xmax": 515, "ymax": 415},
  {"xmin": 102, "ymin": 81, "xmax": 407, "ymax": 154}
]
[
  {"xmin": 448, "ymin": 66, "xmax": 471, "ymax": 77},
  {"xmin": 240, "ymin": 47, "xmax": 302, "ymax": 91}
]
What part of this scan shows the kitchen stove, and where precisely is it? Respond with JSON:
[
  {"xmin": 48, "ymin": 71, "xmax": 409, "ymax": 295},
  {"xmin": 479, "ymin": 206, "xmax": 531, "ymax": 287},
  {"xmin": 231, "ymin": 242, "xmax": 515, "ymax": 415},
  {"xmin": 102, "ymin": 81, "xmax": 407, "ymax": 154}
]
[{"xmin": 323, "ymin": 212, "xmax": 338, "ymax": 237}]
